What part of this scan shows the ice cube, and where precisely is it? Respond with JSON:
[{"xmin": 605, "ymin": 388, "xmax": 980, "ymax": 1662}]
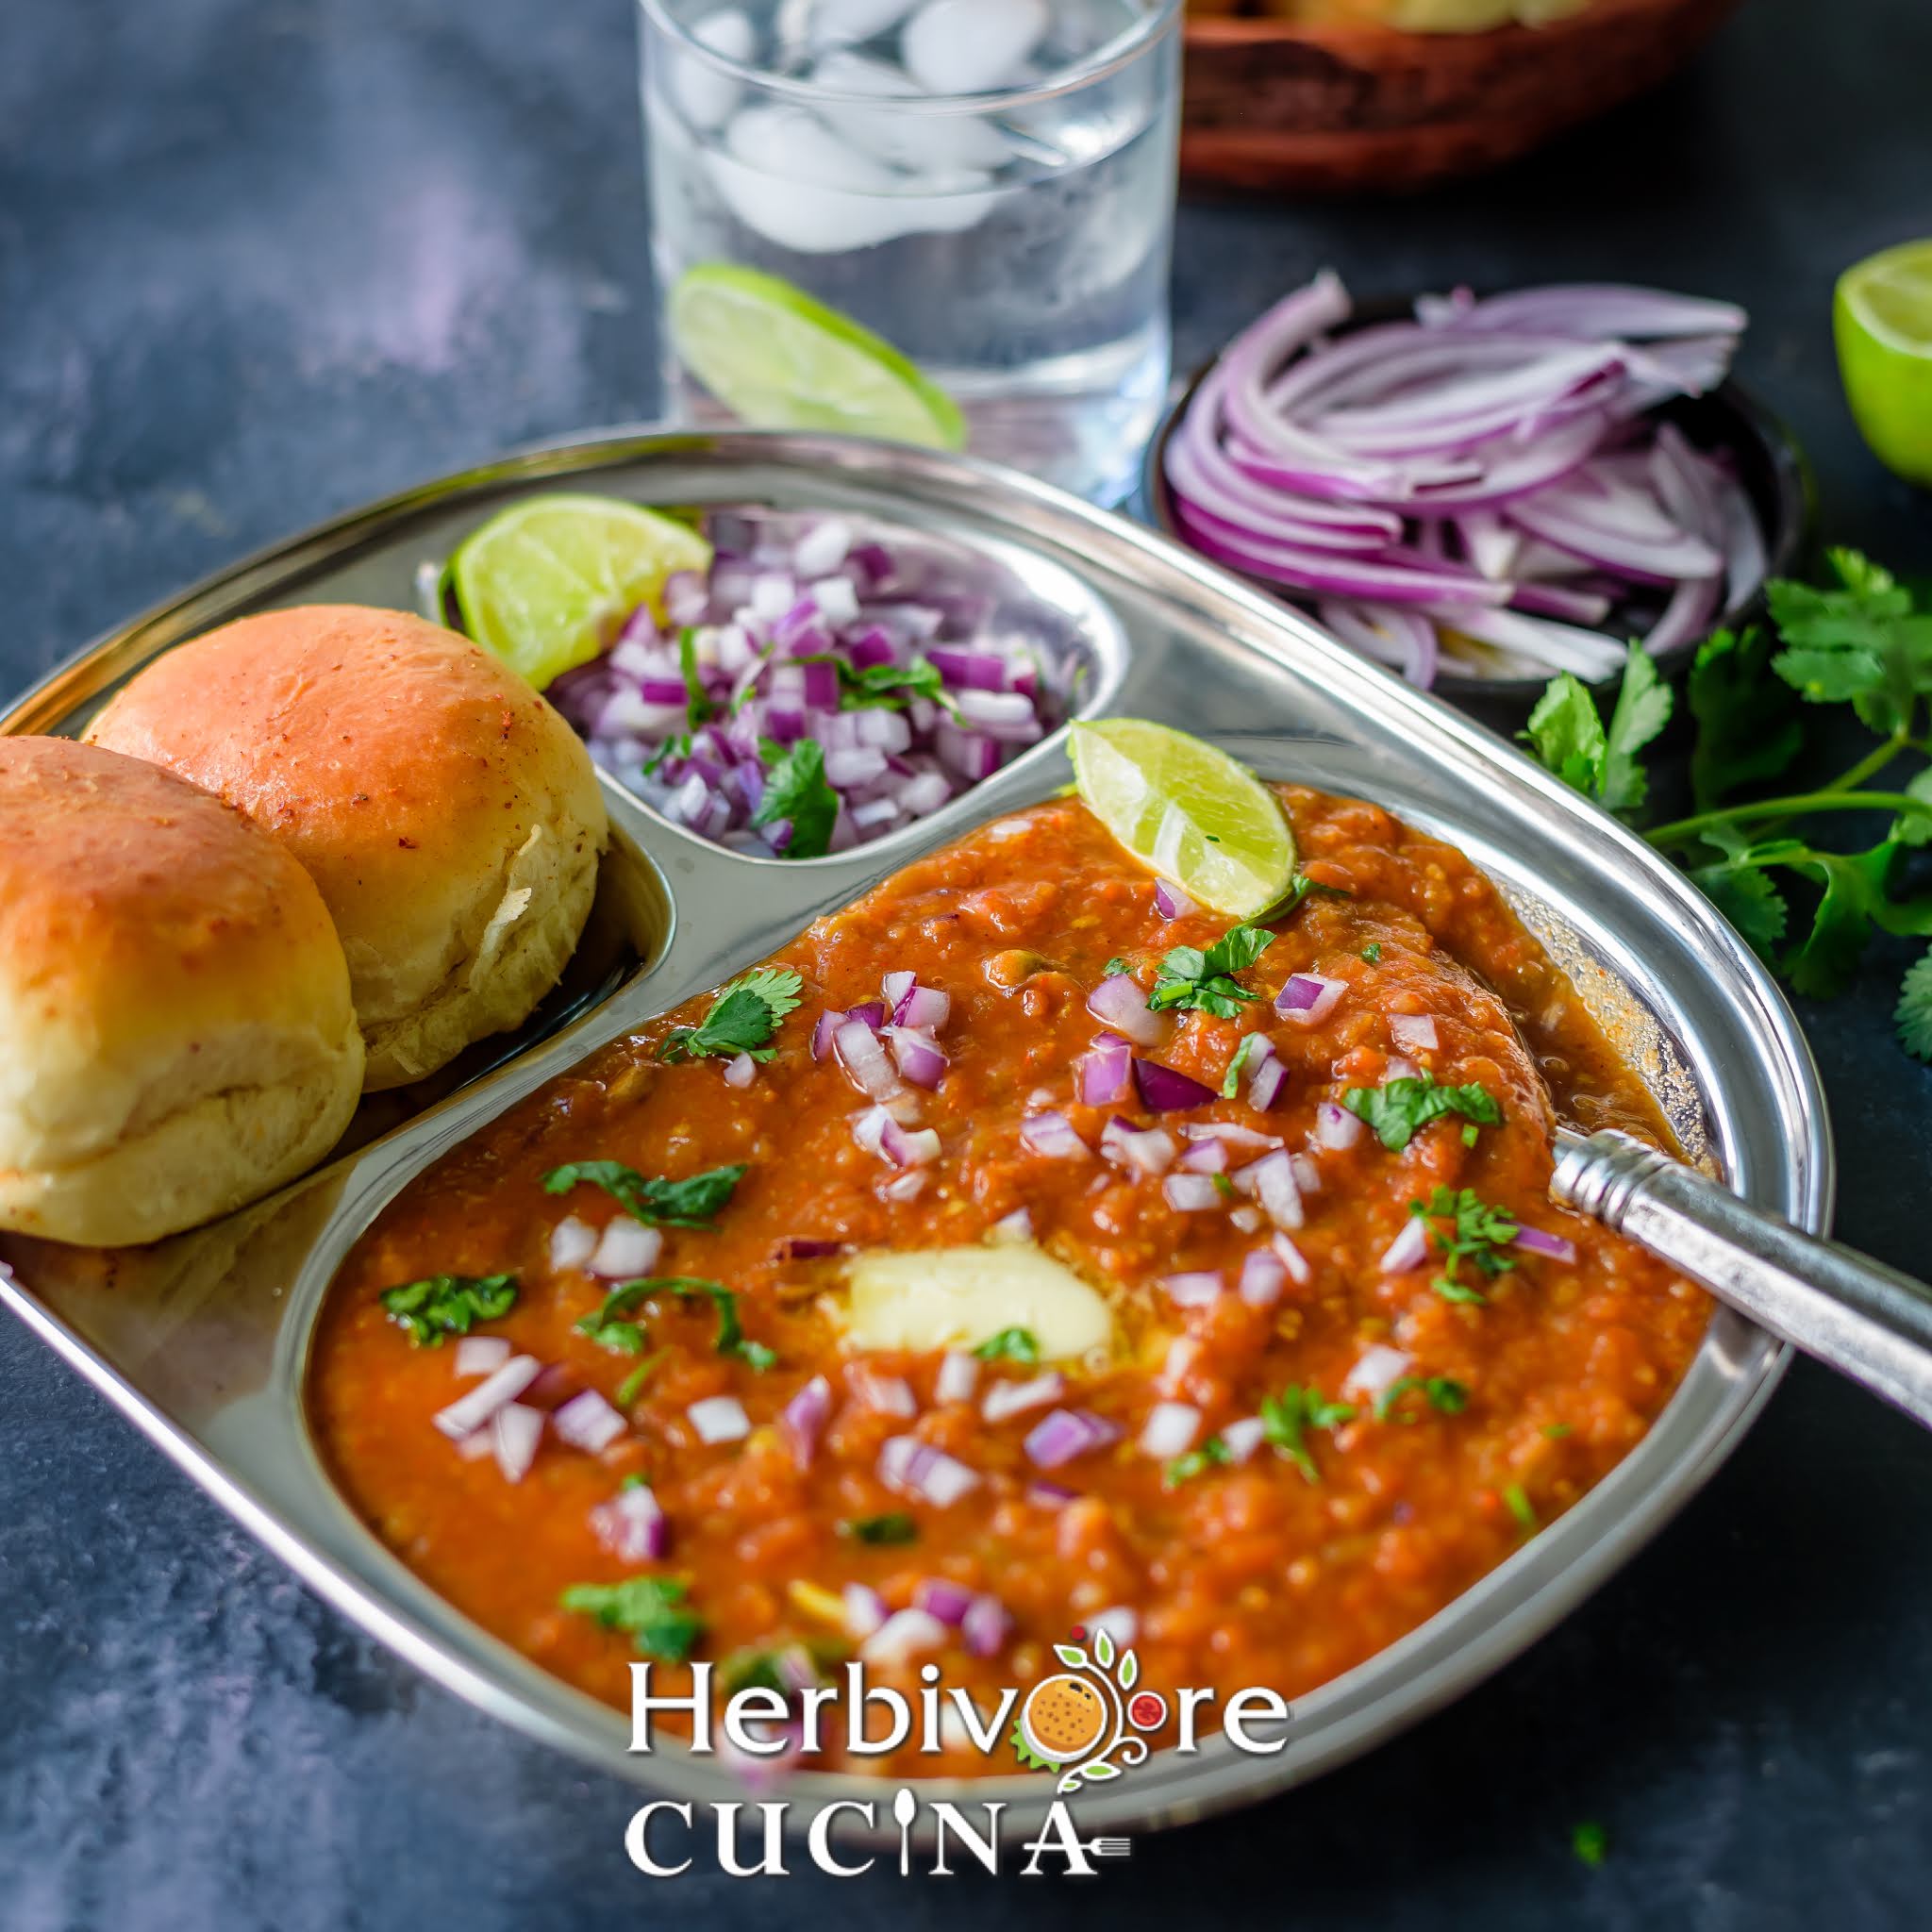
[
  {"xmin": 812, "ymin": 49, "xmax": 1011, "ymax": 172},
  {"xmin": 809, "ymin": 0, "xmax": 919, "ymax": 45},
  {"xmin": 902, "ymin": 0, "xmax": 1047, "ymax": 95},
  {"xmin": 673, "ymin": 8, "xmax": 756, "ymax": 132}
]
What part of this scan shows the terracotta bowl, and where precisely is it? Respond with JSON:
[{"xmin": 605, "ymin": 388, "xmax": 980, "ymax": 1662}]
[{"xmin": 1181, "ymin": 0, "xmax": 1746, "ymax": 193}]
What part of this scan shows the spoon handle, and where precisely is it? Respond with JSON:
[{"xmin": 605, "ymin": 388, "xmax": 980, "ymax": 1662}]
[{"xmin": 1552, "ymin": 1127, "xmax": 1932, "ymax": 1429}]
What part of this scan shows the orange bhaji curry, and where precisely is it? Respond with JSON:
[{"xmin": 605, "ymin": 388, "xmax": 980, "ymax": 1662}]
[{"xmin": 310, "ymin": 786, "xmax": 1705, "ymax": 1774}]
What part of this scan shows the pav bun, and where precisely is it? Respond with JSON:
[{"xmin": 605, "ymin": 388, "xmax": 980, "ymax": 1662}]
[
  {"xmin": 87, "ymin": 605, "xmax": 608, "ymax": 1090},
  {"xmin": 0, "ymin": 738, "xmax": 364, "ymax": 1246}
]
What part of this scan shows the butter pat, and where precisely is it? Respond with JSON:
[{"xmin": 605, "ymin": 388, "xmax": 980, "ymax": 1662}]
[{"xmin": 839, "ymin": 1243, "xmax": 1114, "ymax": 1360}]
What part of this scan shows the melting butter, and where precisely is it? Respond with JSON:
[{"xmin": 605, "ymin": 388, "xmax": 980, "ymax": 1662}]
[{"xmin": 838, "ymin": 1242, "xmax": 1114, "ymax": 1360}]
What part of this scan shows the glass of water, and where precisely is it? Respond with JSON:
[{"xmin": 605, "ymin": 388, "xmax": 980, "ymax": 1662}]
[{"xmin": 638, "ymin": 0, "xmax": 1182, "ymax": 508}]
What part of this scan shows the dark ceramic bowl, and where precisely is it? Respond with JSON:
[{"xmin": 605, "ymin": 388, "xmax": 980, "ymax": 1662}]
[{"xmin": 1140, "ymin": 321, "xmax": 1812, "ymax": 717}]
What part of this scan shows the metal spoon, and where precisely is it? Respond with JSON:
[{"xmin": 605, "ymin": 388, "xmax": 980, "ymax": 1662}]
[{"xmin": 1554, "ymin": 1127, "xmax": 1932, "ymax": 1427}]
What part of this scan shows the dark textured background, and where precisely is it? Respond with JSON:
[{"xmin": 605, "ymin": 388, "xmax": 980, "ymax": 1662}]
[{"xmin": 3, "ymin": 1, "xmax": 1931, "ymax": 1924}]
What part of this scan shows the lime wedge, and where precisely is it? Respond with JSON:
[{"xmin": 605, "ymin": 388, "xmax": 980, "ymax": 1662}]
[
  {"xmin": 448, "ymin": 493, "xmax": 713, "ymax": 690},
  {"xmin": 668, "ymin": 263, "xmax": 966, "ymax": 451},
  {"xmin": 1836, "ymin": 240, "xmax": 1932, "ymax": 486},
  {"xmin": 1068, "ymin": 720, "xmax": 1297, "ymax": 921}
]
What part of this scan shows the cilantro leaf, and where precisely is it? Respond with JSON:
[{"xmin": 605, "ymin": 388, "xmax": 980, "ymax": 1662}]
[
  {"xmin": 1890, "ymin": 766, "xmax": 1932, "ymax": 849},
  {"xmin": 840, "ymin": 1511, "xmax": 918, "ymax": 1544},
  {"xmin": 751, "ymin": 739, "xmax": 841, "ymax": 859},
  {"xmin": 1341, "ymin": 1071, "xmax": 1503, "ymax": 1152},
  {"xmin": 1221, "ymin": 1033, "xmax": 1272, "ymax": 1099},
  {"xmin": 1572, "ymin": 1822, "xmax": 1609, "ymax": 1869},
  {"xmin": 973, "ymin": 1326, "xmax": 1040, "ymax": 1363},
  {"xmin": 670, "ymin": 1279, "xmax": 774, "ymax": 1369},
  {"xmin": 1413, "ymin": 1186, "xmax": 1518, "ymax": 1303},
  {"xmin": 1164, "ymin": 1435, "xmax": 1234, "ymax": 1489},
  {"xmin": 1521, "ymin": 673, "xmax": 1606, "ymax": 796},
  {"xmin": 378, "ymin": 1273, "xmax": 517, "ymax": 1347},
  {"xmin": 1688, "ymin": 625, "xmax": 1802, "ymax": 808},
  {"xmin": 826, "ymin": 655, "xmax": 951, "ymax": 714},
  {"xmin": 1277, "ymin": 874, "xmax": 1352, "ymax": 917},
  {"xmin": 677, "ymin": 626, "xmax": 714, "ymax": 730},
  {"xmin": 559, "ymin": 1575, "xmax": 705, "ymax": 1663},
  {"xmin": 660, "ymin": 966, "xmax": 804, "ymax": 1064},
  {"xmin": 1686, "ymin": 841, "xmax": 1790, "ymax": 961},
  {"xmin": 1599, "ymin": 643, "xmax": 1673, "ymax": 814},
  {"xmin": 1373, "ymin": 1374, "xmax": 1470, "ymax": 1422},
  {"xmin": 1259, "ymin": 1385, "xmax": 1356, "ymax": 1484},
  {"xmin": 1147, "ymin": 922, "xmax": 1275, "ymax": 1017},
  {"xmin": 1768, "ymin": 548, "xmax": 1932, "ymax": 738},
  {"xmin": 543, "ymin": 1160, "xmax": 746, "ymax": 1229},
  {"xmin": 1897, "ymin": 952, "xmax": 1932, "ymax": 1060}
]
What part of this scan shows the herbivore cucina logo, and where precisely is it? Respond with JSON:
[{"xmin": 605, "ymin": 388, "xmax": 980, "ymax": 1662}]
[{"xmin": 620, "ymin": 1628, "xmax": 1293, "ymax": 1878}]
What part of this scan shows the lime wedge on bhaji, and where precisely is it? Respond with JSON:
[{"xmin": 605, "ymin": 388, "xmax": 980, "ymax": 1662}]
[
  {"xmin": 1836, "ymin": 239, "xmax": 1932, "ymax": 486},
  {"xmin": 668, "ymin": 263, "xmax": 966, "ymax": 451},
  {"xmin": 1069, "ymin": 720, "xmax": 1296, "ymax": 920},
  {"xmin": 449, "ymin": 492, "xmax": 713, "ymax": 690}
]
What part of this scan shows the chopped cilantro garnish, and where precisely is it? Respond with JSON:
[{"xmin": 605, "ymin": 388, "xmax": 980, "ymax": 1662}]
[
  {"xmin": 378, "ymin": 1273, "xmax": 516, "ymax": 1347},
  {"xmin": 1412, "ymin": 1185, "xmax": 1518, "ymax": 1305},
  {"xmin": 1571, "ymin": 1822, "xmax": 1608, "ymax": 1868},
  {"xmin": 585, "ymin": 1275, "xmax": 774, "ymax": 1370},
  {"xmin": 1278, "ymin": 874, "xmax": 1353, "ymax": 916},
  {"xmin": 973, "ymin": 1326, "xmax": 1041, "ymax": 1363},
  {"xmin": 816, "ymin": 654, "xmax": 953, "ymax": 715},
  {"xmin": 840, "ymin": 1511, "xmax": 918, "ymax": 1544},
  {"xmin": 1164, "ymin": 1434, "xmax": 1233, "ymax": 1489},
  {"xmin": 1221, "ymin": 1032, "xmax": 1272, "ymax": 1098},
  {"xmin": 616, "ymin": 1352, "xmax": 665, "ymax": 1407},
  {"xmin": 1211, "ymin": 1171, "xmax": 1235, "ymax": 1199},
  {"xmin": 575, "ymin": 1274, "xmax": 723, "ymax": 1348},
  {"xmin": 1373, "ymin": 1374, "xmax": 1471, "ymax": 1423},
  {"xmin": 719, "ymin": 1639, "xmax": 845, "ymax": 1695},
  {"xmin": 1147, "ymin": 923, "xmax": 1274, "ymax": 1018},
  {"xmin": 543, "ymin": 1160, "xmax": 746, "ymax": 1229},
  {"xmin": 1259, "ymin": 1385, "xmax": 1356, "ymax": 1484},
  {"xmin": 1343, "ymin": 1071, "xmax": 1504, "ymax": 1152},
  {"xmin": 677, "ymin": 626, "xmax": 713, "ymax": 730},
  {"xmin": 1542, "ymin": 1422, "xmax": 1573, "ymax": 1440},
  {"xmin": 751, "ymin": 738, "xmax": 841, "ymax": 859},
  {"xmin": 1503, "ymin": 1482, "xmax": 1538, "ymax": 1532},
  {"xmin": 640, "ymin": 731, "xmax": 691, "ymax": 778},
  {"xmin": 1360, "ymin": 943, "xmax": 1382, "ymax": 962},
  {"xmin": 1102, "ymin": 956, "xmax": 1128, "ymax": 979},
  {"xmin": 559, "ymin": 1574, "xmax": 705, "ymax": 1663},
  {"xmin": 660, "ymin": 966, "xmax": 804, "ymax": 1064}
]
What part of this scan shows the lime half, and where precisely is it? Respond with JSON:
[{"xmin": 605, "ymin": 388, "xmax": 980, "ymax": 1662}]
[
  {"xmin": 1068, "ymin": 720, "xmax": 1297, "ymax": 921},
  {"xmin": 448, "ymin": 493, "xmax": 713, "ymax": 690},
  {"xmin": 668, "ymin": 263, "xmax": 966, "ymax": 451},
  {"xmin": 1836, "ymin": 239, "xmax": 1932, "ymax": 486}
]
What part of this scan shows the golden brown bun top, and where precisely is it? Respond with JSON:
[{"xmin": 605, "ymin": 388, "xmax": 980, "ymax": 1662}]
[
  {"xmin": 0, "ymin": 736, "xmax": 347, "ymax": 1037},
  {"xmin": 85, "ymin": 605, "xmax": 608, "ymax": 1032}
]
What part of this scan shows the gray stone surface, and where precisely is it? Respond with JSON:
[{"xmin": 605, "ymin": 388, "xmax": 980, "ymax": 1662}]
[{"xmin": 3, "ymin": 0, "xmax": 1931, "ymax": 1924}]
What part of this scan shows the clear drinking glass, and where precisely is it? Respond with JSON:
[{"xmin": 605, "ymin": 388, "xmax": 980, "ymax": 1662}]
[{"xmin": 638, "ymin": 0, "xmax": 1181, "ymax": 508}]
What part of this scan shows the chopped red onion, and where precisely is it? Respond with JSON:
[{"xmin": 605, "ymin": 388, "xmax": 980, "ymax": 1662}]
[
  {"xmin": 455, "ymin": 1335, "xmax": 511, "ymax": 1379},
  {"xmin": 892, "ymin": 983, "xmax": 951, "ymax": 1032},
  {"xmin": 590, "ymin": 1218, "xmax": 663, "ymax": 1281},
  {"xmin": 1314, "ymin": 1101, "xmax": 1364, "ymax": 1151},
  {"xmin": 1239, "ymin": 1249, "xmax": 1287, "ymax": 1307},
  {"xmin": 1276, "ymin": 974, "xmax": 1346, "ymax": 1026},
  {"xmin": 981, "ymin": 1371, "xmax": 1066, "ymax": 1423},
  {"xmin": 811, "ymin": 1008, "xmax": 847, "ymax": 1061},
  {"xmin": 1077, "ymin": 1032, "xmax": 1134, "ymax": 1107},
  {"xmin": 688, "ymin": 1394, "xmax": 751, "ymax": 1444},
  {"xmin": 851, "ymin": 1367, "xmax": 918, "ymax": 1418},
  {"xmin": 878, "ymin": 1435, "xmax": 979, "ymax": 1505},
  {"xmin": 552, "ymin": 1389, "xmax": 627, "ymax": 1454},
  {"xmin": 1230, "ymin": 1204, "xmax": 1265, "ymax": 1234},
  {"xmin": 1390, "ymin": 1013, "xmax": 1440, "ymax": 1054},
  {"xmin": 1023, "ymin": 1407, "xmax": 1122, "ymax": 1470},
  {"xmin": 722, "ymin": 1051, "xmax": 757, "ymax": 1090},
  {"xmin": 773, "ymin": 1237, "xmax": 847, "ymax": 1261},
  {"xmin": 491, "ymin": 1403, "xmax": 544, "ymax": 1483},
  {"xmin": 1345, "ymin": 1344, "xmax": 1414, "ymax": 1399},
  {"xmin": 1178, "ymin": 1137, "xmax": 1228, "ymax": 1174},
  {"xmin": 1140, "ymin": 1401, "xmax": 1201, "ymax": 1459},
  {"xmin": 880, "ymin": 1168, "xmax": 928, "ymax": 1202},
  {"xmin": 843, "ymin": 1581, "xmax": 888, "ymax": 1638},
  {"xmin": 1101, "ymin": 1117, "xmax": 1178, "ymax": 1176},
  {"xmin": 1514, "ymin": 1224, "xmax": 1579, "ymax": 1263},
  {"xmin": 1181, "ymin": 1123, "xmax": 1284, "ymax": 1151},
  {"xmin": 1026, "ymin": 1479, "xmax": 1077, "ymax": 1508},
  {"xmin": 885, "ymin": 1024, "xmax": 948, "ymax": 1089},
  {"xmin": 960, "ymin": 1593, "xmax": 1013, "ymax": 1658},
  {"xmin": 1236, "ymin": 1150, "xmax": 1305, "ymax": 1230},
  {"xmin": 548, "ymin": 1216, "xmax": 598, "ymax": 1274},
  {"xmin": 1291, "ymin": 1152, "xmax": 1322, "ymax": 1196},
  {"xmin": 836, "ymin": 1019, "xmax": 901, "ymax": 1101},
  {"xmin": 1021, "ymin": 1109, "xmax": 1089, "ymax": 1159},
  {"xmin": 435, "ymin": 1355, "xmax": 541, "ymax": 1440},
  {"xmin": 989, "ymin": 1207, "xmax": 1033, "ymax": 1244},
  {"xmin": 780, "ymin": 1374, "xmax": 833, "ymax": 1464},
  {"xmin": 1162, "ymin": 1172, "xmax": 1224, "ymax": 1213},
  {"xmin": 935, "ymin": 1351, "xmax": 980, "ymax": 1406},
  {"xmin": 590, "ymin": 1483, "xmax": 669, "ymax": 1562},
  {"xmin": 859, "ymin": 1607, "xmax": 948, "ymax": 1667},
  {"xmin": 1380, "ymin": 1216, "xmax": 1430, "ymax": 1274},
  {"xmin": 1272, "ymin": 1231, "xmax": 1313, "ymax": 1285},
  {"xmin": 852, "ymin": 1106, "xmax": 941, "ymax": 1168},
  {"xmin": 1221, "ymin": 1416, "xmax": 1267, "ymax": 1464},
  {"xmin": 914, "ymin": 1577, "xmax": 976, "ymax": 1625},
  {"xmin": 1250, "ymin": 1055, "xmax": 1289, "ymax": 1111},
  {"xmin": 1087, "ymin": 974, "xmax": 1170, "ymax": 1049},
  {"xmin": 1153, "ymin": 879, "xmax": 1198, "ymax": 920},
  {"xmin": 1133, "ymin": 1058, "xmax": 1219, "ymax": 1112},
  {"xmin": 1161, "ymin": 1270, "xmax": 1224, "ymax": 1307},
  {"xmin": 454, "ymin": 1426, "xmax": 495, "ymax": 1462}
]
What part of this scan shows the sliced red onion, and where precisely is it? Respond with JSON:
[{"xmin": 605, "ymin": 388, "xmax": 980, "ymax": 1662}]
[
  {"xmin": 914, "ymin": 1577, "xmax": 976, "ymax": 1625},
  {"xmin": 780, "ymin": 1374, "xmax": 833, "ymax": 1464},
  {"xmin": 435, "ymin": 1355, "xmax": 541, "ymax": 1440},
  {"xmin": 878, "ymin": 1434, "xmax": 979, "ymax": 1505},
  {"xmin": 1344, "ymin": 1343, "xmax": 1413, "ymax": 1398},
  {"xmin": 1161, "ymin": 1269, "xmax": 1225, "ymax": 1307},
  {"xmin": 1221, "ymin": 1416, "xmax": 1267, "ymax": 1464},
  {"xmin": 885, "ymin": 1025, "xmax": 948, "ymax": 1090},
  {"xmin": 1390, "ymin": 1013, "xmax": 1440, "ymax": 1054},
  {"xmin": 590, "ymin": 1483, "xmax": 669, "ymax": 1562},
  {"xmin": 1087, "ymin": 974, "xmax": 1170, "ymax": 1049},
  {"xmin": 1101, "ymin": 1118, "xmax": 1177, "ymax": 1177},
  {"xmin": 548, "ymin": 1216, "xmax": 598, "ymax": 1274},
  {"xmin": 1134, "ymin": 1058, "xmax": 1218, "ymax": 1113},
  {"xmin": 859, "ymin": 1607, "xmax": 948, "ymax": 1667},
  {"xmin": 491, "ymin": 1403, "xmax": 544, "ymax": 1483},
  {"xmin": 1023, "ymin": 1407, "xmax": 1121, "ymax": 1470},
  {"xmin": 1314, "ymin": 1101, "xmax": 1364, "ymax": 1151},
  {"xmin": 552, "ymin": 1389, "xmax": 627, "ymax": 1454},
  {"xmin": 722, "ymin": 1051, "xmax": 757, "ymax": 1090},
  {"xmin": 1513, "ymin": 1224, "xmax": 1579, "ymax": 1263},
  {"xmin": 1380, "ymin": 1216, "xmax": 1430, "ymax": 1274},
  {"xmin": 1077, "ymin": 1033, "xmax": 1134, "ymax": 1108},
  {"xmin": 836, "ymin": 1019, "xmax": 901, "ymax": 1101},
  {"xmin": 961, "ymin": 1593, "xmax": 1013, "ymax": 1658},
  {"xmin": 1272, "ymin": 1231, "xmax": 1313, "ymax": 1285},
  {"xmin": 1239, "ymin": 1249, "xmax": 1287, "ymax": 1307},
  {"xmin": 1276, "ymin": 974, "xmax": 1345, "ymax": 1026},
  {"xmin": 1021, "ymin": 1109, "xmax": 1089, "ymax": 1159},
  {"xmin": 1141, "ymin": 1401, "xmax": 1202, "ymax": 1459},
  {"xmin": 1153, "ymin": 880, "xmax": 1198, "ymax": 921},
  {"xmin": 1162, "ymin": 1173, "xmax": 1224, "ymax": 1213},
  {"xmin": 981, "ymin": 1371, "xmax": 1066, "ymax": 1423},
  {"xmin": 590, "ymin": 1218, "xmax": 663, "ymax": 1281},
  {"xmin": 455, "ymin": 1335, "xmax": 511, "ymax": 1379},
  {"xmin": 935, "ymin": 1351, "xmax": 980, "ymax": 1406},
  {"xmin": 688, "ymin": 1394, "xmax": 751, "ymax": 1444},
  {"xmin": 842, "ymin": 1581, "xmax": 888, "ymax": 1638}
]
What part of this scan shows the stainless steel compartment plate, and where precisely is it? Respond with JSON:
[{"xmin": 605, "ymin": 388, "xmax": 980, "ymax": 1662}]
[{"xmin": 0, "ymin": 429, "xmax": 1830, "ymax": 1840}]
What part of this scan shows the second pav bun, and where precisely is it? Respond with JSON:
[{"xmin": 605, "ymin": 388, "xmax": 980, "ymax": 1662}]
[
  {"xmin": 87, "ymin": 605, "xmax": 608, "ymax": 1091},
  {"xmin": 0, "ymin": 739, "xmax": 364, "ymax": 1246}
]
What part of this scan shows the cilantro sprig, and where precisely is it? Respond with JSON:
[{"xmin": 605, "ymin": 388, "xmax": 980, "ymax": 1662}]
[
  {"xmin": 1164, "ymin": 1434, "xmax": 1234, "ymax": 1489},
  {"xmin": 660, "ymin": 967, "xmax": 804, "ymax": 1064},
  {"xmin": 559, "ymin": 1575, "xmax": 705, "ymax": 1663},
  {"xmin": 378, "ymin": 1273, "xmax": 517, "ymax": 1347},
  {"xmin": 1342, "ymin": 1070, "xmax": 1503, "ymax": 1152},
  {"xmin": 1259, "ymin": 1384, "xmax": 1356, "ymax": 1484},
  {"xmin": 751, "ymin": 738, "xmax": 841, "ymax": 859},
  {"xmin": 542, "ymin": 1160, "xmax": 746, "ymax": 1228},
  {"xmin": 1412, "ymin": 1187, "xmax": 1518, "ymax": 1305},
  {"xmin": 1521, "ymin": 553, "xmax": 1932, "ymax": 1056},
  {"xmin": 576, "ymin": 1274, "xmax": 774, "ymax": 1370},
  {"xmin": 1147, "ymin": 923, "xmax": 1275, "ymax": 1018}
]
